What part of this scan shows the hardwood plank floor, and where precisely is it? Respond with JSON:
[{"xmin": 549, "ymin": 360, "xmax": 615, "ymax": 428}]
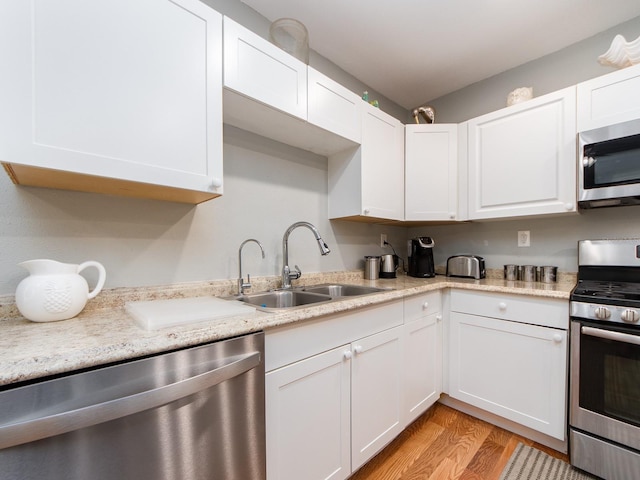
[{"xmin": 350, "ymin": 403, "xmax": 569, "ymax": 480}]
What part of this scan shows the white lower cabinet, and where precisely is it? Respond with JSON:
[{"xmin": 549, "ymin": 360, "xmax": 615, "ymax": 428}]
[
  {"xmin": 265, "ymin": 301, "xmax": 403, "ymax": 480},
  {"xmin": 351, "ymin": 326, "xmax": 404, "ymax": 471},
  {"xmin": 448, "ymin": 290, "xmax": 568, "ymax": 440},
  {"xmin": 403, "ymin": 292, "xmax": 443, "ymax": 425},
  {"xmin": 266, "ymin": 346, "xmax": 351, "ymax": 480}
]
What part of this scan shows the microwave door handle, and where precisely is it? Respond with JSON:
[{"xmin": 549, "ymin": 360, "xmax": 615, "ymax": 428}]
[
  {"xmin": 0, "ymin": 350, "xmax": 261, "ymax": 450},
  {"xmin": 582, "ymin": 326, "xmax": 640, "ymax": 346}
]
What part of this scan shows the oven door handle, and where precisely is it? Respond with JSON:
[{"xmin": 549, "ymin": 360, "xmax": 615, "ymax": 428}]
[
  {"xmin": 0, "ymin": 350, "xmax": 261, "ymax": 450},
  {"xmin": 582, "ymin": 325, "xmax": 640, "ymax": 346}
]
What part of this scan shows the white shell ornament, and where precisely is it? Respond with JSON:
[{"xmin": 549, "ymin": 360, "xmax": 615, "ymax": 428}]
[{"xmin": 598, "ymin": 34, "xmax": 640, "ymax": 69}]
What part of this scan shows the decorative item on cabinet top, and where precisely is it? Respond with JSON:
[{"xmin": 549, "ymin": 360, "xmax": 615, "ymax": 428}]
[
  {"xmin": 411, "ymin": 105, "xmax": 436, "ymax": 124},
  {"xmin": 598, "ymin": 34, "xmax": 640, "ymax": 69},
  {"xmin": 507, "ymin": 87, "xmax": 533, "ymax": 106},
  {"xmin": 269, "ymin": 18, "xmax": 309, "ymax": 64}
]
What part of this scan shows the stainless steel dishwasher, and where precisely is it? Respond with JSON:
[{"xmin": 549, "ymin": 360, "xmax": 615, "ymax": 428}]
[{"xmin": 0, "ymin": 332, "xmax": 266, "ymax": 480}]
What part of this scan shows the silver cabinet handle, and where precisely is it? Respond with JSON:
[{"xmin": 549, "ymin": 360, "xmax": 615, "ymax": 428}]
[
  {"xmin": 0, "ymin": 350, "xmax": 260, "ymax": 450},
  {"xmin": 582, "ymin": 326, "xmax": 640, "ymax": 347}
]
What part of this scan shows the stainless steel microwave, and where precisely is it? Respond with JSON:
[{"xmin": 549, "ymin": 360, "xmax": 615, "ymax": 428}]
[{"xmin": 579, "ymin": 118, "xmax": 640, "ymax": 208}]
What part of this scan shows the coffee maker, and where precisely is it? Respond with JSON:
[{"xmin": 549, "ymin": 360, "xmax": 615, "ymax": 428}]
[{"xmin": 407, "ymin": 237, "xmax": 435, "ymax": 278}]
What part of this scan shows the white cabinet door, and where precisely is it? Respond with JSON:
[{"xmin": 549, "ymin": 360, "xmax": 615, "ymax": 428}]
[
  {"xmin": 405, "ymin": 124, "xmax": 458, "ymax": 221},
  {"xmin": 329, "ymin": 104, "xmax": 404, "ymax": 221},
  {"xmin": 467, "ymin": 87, "xmax": 577, "ymax": 219},
  {"xmin": 223, "ymin": 16, "xmax": 307, "ymax": 120},
  {"xmin": 361, "ymin": 105, "xmax": 405, "ymax": 220},
  {"xmin": 351, "ymin": 325, "xmax": 403, "ymax": 470},
  {"xmin": 308, "ymin": 68, "xmax": 362, "ymax": 144},
  {"xmin": 0, "ymin": 0, "xmax": 223, "ymax": 204},
  {"xmin": 266, "ymin": 346, "xmax": 351, "ymax": 480},
  {"xmin": 403, "ymin": 313, "xmax": 442, "ymax": 426},
  {"xmin": 449, "ymin": 312, "xmax": 567, "ymax": 440},
  {"xmin": 577, "ymin": 63, "xmax": 640, "ymax": 132}
]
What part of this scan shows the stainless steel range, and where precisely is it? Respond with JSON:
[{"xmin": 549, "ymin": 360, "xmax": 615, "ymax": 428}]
[{"xmin": 570, "ymin": 239, "xmax": 640, "ymax": 480}]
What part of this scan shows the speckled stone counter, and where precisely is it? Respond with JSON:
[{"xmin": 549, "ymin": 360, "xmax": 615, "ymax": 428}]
[{"xmin": 0, "ymin": 270, "xmax": 575, "ymax": 387}]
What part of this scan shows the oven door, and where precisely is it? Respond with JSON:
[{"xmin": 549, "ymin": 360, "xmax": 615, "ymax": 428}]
[
  {"xmin": 578, "ymin": 118, "xmax": 640, "ymax": 207},
  {"xmin": 570, "ymin": 319, "xmax": 640, "ymax": 451}
]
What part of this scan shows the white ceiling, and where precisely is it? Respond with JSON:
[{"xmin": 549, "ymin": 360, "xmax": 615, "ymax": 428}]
[{"xmin": 240, "ymin": 0, "xmax": 640, "ymax": 109}]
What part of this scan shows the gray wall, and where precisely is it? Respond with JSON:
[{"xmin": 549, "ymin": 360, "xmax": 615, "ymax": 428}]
[
  {"xmin": 424, "ymin": 15, "xmax": 640, "ymax": 123},
  {"xmin": 409, "ymin": 15, "xmax": 640, "ymax": 272},
  {"xmin": 2, "ymin": 1, "xmax": 640, "ymax": 295},
  {"xmin": 0, "ymin": 126, "xmax": 407, "ymax": 295}
]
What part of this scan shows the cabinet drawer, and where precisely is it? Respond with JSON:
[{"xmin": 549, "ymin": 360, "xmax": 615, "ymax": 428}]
[
  {"xmin": 265, "ymin": 300, "xmax": 403, "ymax": 372},
  {"xmin": 404, "ymin": 291, "xmax": 441, "ymax": 323},
  {"xmin": 450, "ymin": 290, "xmax": 568, "ymax": 329}
]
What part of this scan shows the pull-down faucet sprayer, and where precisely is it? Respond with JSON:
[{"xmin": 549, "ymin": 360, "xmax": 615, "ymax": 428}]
[{"xmin": 281, "ymin": 222, "xmax": 330, "ymax": 289}]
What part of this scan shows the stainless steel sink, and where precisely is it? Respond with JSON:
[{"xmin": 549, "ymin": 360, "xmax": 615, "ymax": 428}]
[
  {"xmin": 230, "ymin": 283, "xmax": 389, "ymax": 311},
  {"xmin": 234, "ymin": 290, "xmax": 332, "ymax": 309},
  {"xmin": 300, "ymin": 283, "xmax": 387, "ymax": 297}
]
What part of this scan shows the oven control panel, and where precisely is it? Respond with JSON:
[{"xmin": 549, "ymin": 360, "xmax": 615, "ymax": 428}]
[{"xmin": 571, "ymin": 302, "xmax": 640, "ymax": 324}]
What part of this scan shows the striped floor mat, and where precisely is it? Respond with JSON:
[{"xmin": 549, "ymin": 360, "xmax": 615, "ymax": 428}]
[{"xmin": 499, "ymin": 443, "xmax": 598, "ymax": 480}]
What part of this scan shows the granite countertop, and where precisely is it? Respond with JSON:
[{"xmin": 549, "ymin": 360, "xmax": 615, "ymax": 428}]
[{"xmin": 0, "ymin": 270, "xmax": 575, "ymax": 387}]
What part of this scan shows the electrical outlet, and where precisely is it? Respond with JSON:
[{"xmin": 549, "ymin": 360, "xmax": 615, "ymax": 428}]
[
  {"xmin": 380, "ymin": 234, "xmax": 387, "ymax": 248},
  {"xmin": 518, "ymin": 230, "xmax": 531, "ymax": 247}
]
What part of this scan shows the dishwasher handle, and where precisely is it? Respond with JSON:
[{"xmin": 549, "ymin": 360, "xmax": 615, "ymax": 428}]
[{"xmin": 0, "ymin": 350, "xmax": 261, "ymax": 450}]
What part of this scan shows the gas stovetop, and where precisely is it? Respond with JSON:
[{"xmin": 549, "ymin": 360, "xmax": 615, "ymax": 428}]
[
  {"xmin": 571, "ymin": 239, "xmax": 640, "ymax": 325},
  {"xmin": 572, "ymin": 280, "xmax": 640, "ymax": 308}
]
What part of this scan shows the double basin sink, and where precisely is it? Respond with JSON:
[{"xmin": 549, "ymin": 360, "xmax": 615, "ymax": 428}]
[{"xmin": 232, "ymin": 283, "xmax": 389, "ymax": 311}]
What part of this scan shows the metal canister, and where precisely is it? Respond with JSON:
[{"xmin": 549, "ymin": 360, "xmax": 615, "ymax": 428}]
[
  {"xmin": 364, "ymin": 256, "xmax": 380, "ymax": 280},
  {"xmin": 540, "ymin": 266, "xmax": 558, "ymax": 283}
]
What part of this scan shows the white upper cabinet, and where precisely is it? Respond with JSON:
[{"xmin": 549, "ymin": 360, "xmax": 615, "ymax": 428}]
[
  {"xmin": 307, "ymin": 68, "xmax": 362, "ymax": 144},
  {"xmin": 329, "ymin": 104, "xmax": 405, "ymax": 221},
  {"xmin": 222, "ymin": 18, "xmax": 357, "ymax": 156},
  {"xmin": 405, "ymin": 124, "xmax": 458, "ymax": 221},
  {"xmin": 223, "ymin": 16, "xmax": 307, "ymax": 120},
  {"xmin": 0, "ymin": 0, "xmax": 223, "ymax": 204},
  {"xmin": 577, "ymin": 63, "xmax": 640, "ymax": 132},
  {"xmin": 467, "ymin": 86, "xmax": 577, "ymax": 220}
]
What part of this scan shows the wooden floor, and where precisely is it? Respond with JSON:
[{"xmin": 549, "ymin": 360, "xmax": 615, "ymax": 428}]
[{"xmin": 350, "ymin": 403, "xmax": 569, "ymax": 480}]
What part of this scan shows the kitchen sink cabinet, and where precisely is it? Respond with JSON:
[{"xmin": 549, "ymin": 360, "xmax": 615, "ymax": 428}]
[
  {"xmin": 0, "ymin": 0, "xmax": 224, "ymax": 204},
  {"xmin": 265, "ymin": 345, "xmax": 351, "ymax": 480},
  {"xmin": 403, "ymin": 292, "xmax": 443, "ymax": 425},
  {"xmin": 448, "ymin": 290, "xmax": 568, "ymax": 441},
  {"xmin": 467, "ymin": 86, "xmax": 577, "ymax": 220},
  {"xmin": 264, "ymin": 301, "xmax": 404, "ymax": 480},
  {"xmin": 329, "ymin": 103, "xmax": 405, "ymax": 221},
  {"xmin": 405, "ymin": 124, "xmax": 459, "ymax": 221},
  {"xmin": 577, "ymin": 63, "xmax": 640, "ymax": 132}
]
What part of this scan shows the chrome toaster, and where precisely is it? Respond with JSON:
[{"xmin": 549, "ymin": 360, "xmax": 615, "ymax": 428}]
[{"xmin": 446, "ymin": 255, "xmax": 486, "ymax": 279}]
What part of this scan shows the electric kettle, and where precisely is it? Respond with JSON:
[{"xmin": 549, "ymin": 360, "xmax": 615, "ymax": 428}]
[{"xmin": 379, "ymin": 254, "xmax": 399, "ymax": 278}]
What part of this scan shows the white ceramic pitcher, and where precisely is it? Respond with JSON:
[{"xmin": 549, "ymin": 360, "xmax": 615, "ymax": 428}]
[{"xmin": 15, "ymin": 259, "xmax": 106, "ymax": 322}]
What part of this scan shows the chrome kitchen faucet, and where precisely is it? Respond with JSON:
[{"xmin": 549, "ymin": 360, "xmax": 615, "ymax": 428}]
[
  {"xmin": 281, "ymin": 222, "xmax": 330, "ymax": 289},
  {"xmin": 237, "ymin": 238, "xmax": 265, "ymax": 295}
]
